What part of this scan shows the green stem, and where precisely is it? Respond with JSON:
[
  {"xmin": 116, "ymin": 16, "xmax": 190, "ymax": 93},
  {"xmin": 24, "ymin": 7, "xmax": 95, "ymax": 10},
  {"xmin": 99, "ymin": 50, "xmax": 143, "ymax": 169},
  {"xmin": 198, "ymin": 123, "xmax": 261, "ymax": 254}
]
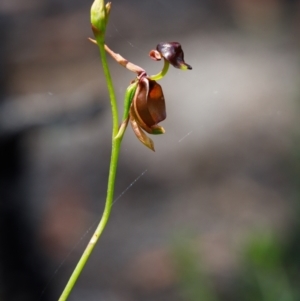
[
  {"xmin": 58, "ymin": 38, "xmax": 122, "ymax": 301},
  {"xmin": 149, "ymin": 59, "xmax": 170, "ymax": 81}
]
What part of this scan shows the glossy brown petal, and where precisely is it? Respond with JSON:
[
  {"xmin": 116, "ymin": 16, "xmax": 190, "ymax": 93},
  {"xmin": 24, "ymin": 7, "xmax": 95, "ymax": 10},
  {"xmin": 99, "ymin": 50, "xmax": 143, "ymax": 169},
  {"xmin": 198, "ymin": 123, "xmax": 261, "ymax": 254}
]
[
  {"xmin": 133, "ymin": 77, "xmax": 166, "ymax": 130},
  {"xmin": 130, "ymin": 102, "xmax": 165, "ymax": 135},
  {"xmin": 147, "ymin": 80, "xmax": 166, "ymax": 123},
  {"xmin": 156, "ymin": 42, "xmax": 192, "ymax": 70},
  {"xmin": 130, "ymin": 103, "xmax": 153, "ymax": 134},
  {"xmin": 129, "ymin": 76, "xmax": 167, "ymax": 150}
]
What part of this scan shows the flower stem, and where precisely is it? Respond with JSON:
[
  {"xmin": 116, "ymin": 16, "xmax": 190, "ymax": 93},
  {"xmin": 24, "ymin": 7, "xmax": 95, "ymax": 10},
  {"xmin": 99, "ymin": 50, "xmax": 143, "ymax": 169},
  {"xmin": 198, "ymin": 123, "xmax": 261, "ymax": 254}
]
[
  {"xmin": 58, "ymin": 36, "xmax": 121, "ymax": 301},
  {"xmin": 149, "ymin": 59, "xmax": 170, "ymax": 81}
]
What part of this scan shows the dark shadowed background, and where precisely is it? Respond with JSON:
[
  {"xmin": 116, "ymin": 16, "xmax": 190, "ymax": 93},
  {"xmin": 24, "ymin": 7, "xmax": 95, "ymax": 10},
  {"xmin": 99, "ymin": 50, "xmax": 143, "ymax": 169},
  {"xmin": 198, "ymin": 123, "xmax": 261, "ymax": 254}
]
[{"xmin": 1, "ymin": 0, "xmax": 300, "ymax": 300}]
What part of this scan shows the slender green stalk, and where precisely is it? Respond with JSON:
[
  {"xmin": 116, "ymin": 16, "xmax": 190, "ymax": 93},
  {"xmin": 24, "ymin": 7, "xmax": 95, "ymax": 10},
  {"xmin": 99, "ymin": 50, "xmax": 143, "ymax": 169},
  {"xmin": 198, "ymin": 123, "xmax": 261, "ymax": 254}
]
[
  {"xmin": 149, "ymin": 59, "xmax": 169, "ymax": 81},
  {"xmin": 58, "ymin": 36, "xmax": 122, "ymax": 301},
  {"xmin": 98, "ymin": 42, "xmax": 119, "ymax": 137},
  {"xmin": 59, "ymin": 1, "xmax": 192, "ymax": 299}
]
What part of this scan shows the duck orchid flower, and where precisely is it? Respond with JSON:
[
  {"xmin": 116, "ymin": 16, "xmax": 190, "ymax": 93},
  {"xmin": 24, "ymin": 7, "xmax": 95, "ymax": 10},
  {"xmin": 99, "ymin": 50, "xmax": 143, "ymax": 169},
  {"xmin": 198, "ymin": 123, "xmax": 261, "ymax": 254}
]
[{"xmin": 89, "ymin": 39, "xmax": 192, "ymax": 151}]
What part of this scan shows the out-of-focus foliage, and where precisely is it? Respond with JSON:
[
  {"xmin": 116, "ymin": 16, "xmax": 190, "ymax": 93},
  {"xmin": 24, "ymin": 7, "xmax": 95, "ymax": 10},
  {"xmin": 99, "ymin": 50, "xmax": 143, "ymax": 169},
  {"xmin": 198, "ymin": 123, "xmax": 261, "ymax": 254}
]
[
  {"xmin": 172, "ymin": 235, "xmax": 218, "ymax": 301},
  {"xmin": 238, "ymin": 232, "xmax": 297, "ymax": 301},
  {"xmin": 172, "ymin": 227, "xmax": 300, "ymax": 301}
]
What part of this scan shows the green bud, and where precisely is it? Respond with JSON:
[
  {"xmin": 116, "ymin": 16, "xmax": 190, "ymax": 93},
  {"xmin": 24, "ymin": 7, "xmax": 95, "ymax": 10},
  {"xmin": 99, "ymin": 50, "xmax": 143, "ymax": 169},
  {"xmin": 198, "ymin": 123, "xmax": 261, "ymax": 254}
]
[{"xmin": 91, "ymin": 0, "xmax": 111, "ymax": 36}]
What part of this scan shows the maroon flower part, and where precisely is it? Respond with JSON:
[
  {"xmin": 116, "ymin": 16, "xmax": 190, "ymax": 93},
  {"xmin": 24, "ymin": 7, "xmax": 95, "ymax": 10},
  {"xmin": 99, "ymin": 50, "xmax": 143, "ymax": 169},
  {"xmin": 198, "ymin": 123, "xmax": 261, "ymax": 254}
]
[
  {"xmin": 130, "ymin": 77, "xmax": 166, "ymax": 151},
  {"xmin": 150, "ymin": 42, "xmax": 192, "ymax": 70}
]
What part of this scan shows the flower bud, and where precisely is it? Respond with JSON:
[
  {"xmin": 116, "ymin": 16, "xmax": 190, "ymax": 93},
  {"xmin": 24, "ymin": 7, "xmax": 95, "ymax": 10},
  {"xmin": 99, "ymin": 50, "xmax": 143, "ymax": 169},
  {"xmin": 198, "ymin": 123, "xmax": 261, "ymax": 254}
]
[{"xmin": 91, "ymin": 0, "xmax": 111, "ymax": 36}]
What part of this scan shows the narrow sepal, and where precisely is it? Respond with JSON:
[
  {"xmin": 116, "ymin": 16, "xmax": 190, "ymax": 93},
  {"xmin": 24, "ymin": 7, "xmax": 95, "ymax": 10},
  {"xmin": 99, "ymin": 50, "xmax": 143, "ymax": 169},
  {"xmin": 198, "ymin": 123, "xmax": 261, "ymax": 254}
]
[
  {"xmin": 130, "ymin": 113, "xmax": 155, "ymax": 151},
  {"xmin": 115, "ymin": 118, "xmax": 129, "ymax": 140}
]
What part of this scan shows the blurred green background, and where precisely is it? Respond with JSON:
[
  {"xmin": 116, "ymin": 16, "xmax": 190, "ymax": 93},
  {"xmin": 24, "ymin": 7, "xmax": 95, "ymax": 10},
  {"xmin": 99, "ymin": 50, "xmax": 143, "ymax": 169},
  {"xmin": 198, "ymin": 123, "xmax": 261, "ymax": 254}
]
[{"xmin": 0, "ymin": 0, "xmax": 300, "ymax": 300}]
